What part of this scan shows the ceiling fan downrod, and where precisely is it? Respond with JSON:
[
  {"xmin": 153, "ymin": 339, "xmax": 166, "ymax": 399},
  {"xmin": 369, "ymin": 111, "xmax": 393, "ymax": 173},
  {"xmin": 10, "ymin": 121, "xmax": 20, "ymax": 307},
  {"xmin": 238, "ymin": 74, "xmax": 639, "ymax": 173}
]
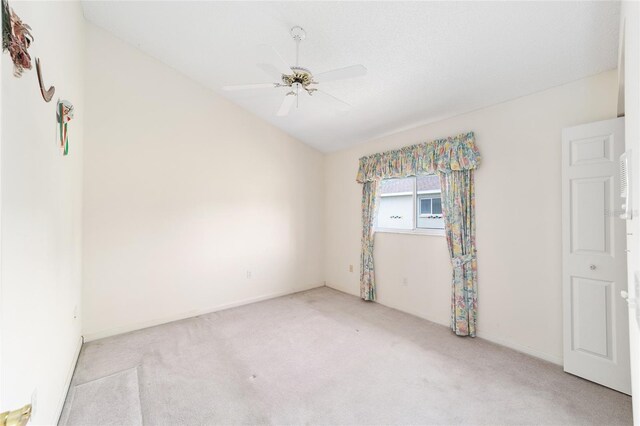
[
  {"xmin": 290, "ymin": 26, "xmax": 306, "ymax": 109},
  {"xmin": 290, "ymin": 26, "xmax": 306, "ymax": 67}
]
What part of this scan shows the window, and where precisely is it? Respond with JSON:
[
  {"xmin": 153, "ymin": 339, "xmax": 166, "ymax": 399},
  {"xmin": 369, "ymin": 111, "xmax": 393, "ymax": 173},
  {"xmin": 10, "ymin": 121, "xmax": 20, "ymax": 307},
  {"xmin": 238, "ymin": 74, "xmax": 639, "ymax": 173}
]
[
  {"xmin": 376, "ymin": 175, "xmax": 444, "ymax": 235},
  {"xmin": 419, "ymin": 197, "xmax": 443, "ymax": 216}
]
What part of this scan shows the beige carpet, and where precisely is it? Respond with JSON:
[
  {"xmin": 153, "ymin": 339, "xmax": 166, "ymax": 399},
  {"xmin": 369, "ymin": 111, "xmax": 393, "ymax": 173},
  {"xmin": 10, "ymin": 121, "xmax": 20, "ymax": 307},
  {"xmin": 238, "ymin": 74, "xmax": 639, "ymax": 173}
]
[{"xmin": 59, "ymin": 287, "xmax": 632, "ymax": 425}]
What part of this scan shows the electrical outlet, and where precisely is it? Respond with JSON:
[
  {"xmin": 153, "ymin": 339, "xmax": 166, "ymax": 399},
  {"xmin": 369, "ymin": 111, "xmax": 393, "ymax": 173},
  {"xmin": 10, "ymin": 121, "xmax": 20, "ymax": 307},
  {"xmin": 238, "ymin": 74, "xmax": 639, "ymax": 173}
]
[
  {"xmin": 349, "ymin": 264, "xmax": 354, "ymax": 273},
  {"xmin": 402, "ymin": 277, "xmax": 408, "ymax": 286},
  {"xmin": 246, "ymin": 270, "xmax": 252, "ymax": 279}
]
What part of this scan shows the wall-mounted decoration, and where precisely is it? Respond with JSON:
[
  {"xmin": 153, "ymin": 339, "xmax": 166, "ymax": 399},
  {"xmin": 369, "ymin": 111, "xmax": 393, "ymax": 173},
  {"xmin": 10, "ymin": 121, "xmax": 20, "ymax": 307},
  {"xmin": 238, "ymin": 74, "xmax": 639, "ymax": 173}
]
[
  {"xmin": 2, "ymin": 0, "xmax": 33, "ymax": 77},
  {"xmin": 36, "ymin": 58, "xmax": 55, "ymax": 102},
  {"xmin": 57, "ymin": 100, "xmax": 74, "ymax": 156}
]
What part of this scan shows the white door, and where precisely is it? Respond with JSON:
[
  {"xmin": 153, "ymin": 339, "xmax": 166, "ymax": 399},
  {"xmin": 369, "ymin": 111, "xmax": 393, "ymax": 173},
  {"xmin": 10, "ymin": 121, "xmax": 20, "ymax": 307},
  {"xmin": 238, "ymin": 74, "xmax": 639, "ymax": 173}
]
[{"xmin": 562, "ymin": 117, "xmax": 631, "ymax": 395}]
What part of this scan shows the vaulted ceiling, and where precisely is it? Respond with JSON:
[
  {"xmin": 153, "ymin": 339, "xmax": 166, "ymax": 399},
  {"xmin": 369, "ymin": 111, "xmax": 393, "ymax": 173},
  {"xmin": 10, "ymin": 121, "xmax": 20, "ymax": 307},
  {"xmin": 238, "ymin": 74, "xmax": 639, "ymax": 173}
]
[{"xmin": 82, "ymin": 1, "xmax": 620, "ymax": 152}]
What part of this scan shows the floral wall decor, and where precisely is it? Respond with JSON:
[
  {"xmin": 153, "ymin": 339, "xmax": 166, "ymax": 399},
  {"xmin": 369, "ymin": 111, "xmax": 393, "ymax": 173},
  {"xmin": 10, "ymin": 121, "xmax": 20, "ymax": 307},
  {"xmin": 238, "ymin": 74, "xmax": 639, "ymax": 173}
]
[
  {"xmin": 57, "ymin": 100, "xmax": 74, "ymax": 156},
  {"xmin": 2, "ymin": 0, "xmax": 33, "ymax": 77}
]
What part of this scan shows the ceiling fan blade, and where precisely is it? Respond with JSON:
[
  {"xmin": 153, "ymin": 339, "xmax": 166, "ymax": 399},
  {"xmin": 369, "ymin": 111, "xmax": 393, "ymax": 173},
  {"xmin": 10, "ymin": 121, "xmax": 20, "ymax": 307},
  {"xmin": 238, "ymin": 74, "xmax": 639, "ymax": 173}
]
[
  {"xmin": 257, "ymin": 63, "xmax": 284, "ymax": 81},
  {"xmin": 314, "ymin": 90, "xmax": 351, "ymax": 111},
  {"xmin": 277, "ymin": 94, "xmax": 296, "ymax": 116},
  {"xmin": 257, "ymin": 44, "xmax": 292, "ymax": 76},
  {"xmin": 315, "ymin": 64, "xmax": 367, "ymax": 82},
  {"xmin": 222, "ymin": 83, "xmax": 276, "ymax": 91}
]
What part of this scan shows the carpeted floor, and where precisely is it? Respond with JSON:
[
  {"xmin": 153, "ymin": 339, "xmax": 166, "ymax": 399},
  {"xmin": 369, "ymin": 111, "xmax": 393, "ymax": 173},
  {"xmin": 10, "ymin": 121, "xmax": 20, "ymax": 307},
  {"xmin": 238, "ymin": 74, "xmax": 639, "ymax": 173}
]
[{"xmin": 59, "ymin": 287, "xmax": 633, "ymax": 425}]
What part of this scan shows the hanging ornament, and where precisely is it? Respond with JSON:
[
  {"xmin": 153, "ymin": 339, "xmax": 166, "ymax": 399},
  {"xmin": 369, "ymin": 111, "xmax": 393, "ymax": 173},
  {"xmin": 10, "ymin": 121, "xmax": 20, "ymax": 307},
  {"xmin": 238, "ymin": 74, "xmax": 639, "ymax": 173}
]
[
  {"xmin": 57, "ymin": 100, "xmax": 74, "ymax": 156},
  {"xmin": 2, "ymin": 0, "xmax": 33, "ymax": 77}
]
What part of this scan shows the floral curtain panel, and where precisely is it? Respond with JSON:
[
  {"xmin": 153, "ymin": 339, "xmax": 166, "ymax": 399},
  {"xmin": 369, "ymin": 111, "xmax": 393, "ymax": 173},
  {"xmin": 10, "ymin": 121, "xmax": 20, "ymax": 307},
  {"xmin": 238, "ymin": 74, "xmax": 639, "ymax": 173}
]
[
  {"xmin": 355, "ymin": 131, "xmax": 481, "ymax": 336},
  {"xmin": 360, "ymin": 181, "xmax": 378, "ymax": 301},
  {"xmin": 440, "ymin": 170, "xmax": 478, "ymax": 336}
]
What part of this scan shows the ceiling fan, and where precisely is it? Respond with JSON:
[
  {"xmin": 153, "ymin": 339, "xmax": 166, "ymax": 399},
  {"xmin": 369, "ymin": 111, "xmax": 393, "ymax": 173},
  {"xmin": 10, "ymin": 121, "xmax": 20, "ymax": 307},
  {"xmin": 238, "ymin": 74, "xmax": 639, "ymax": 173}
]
[{"xmin": 222, "ymin": 26, "xmax": 367, "ymax": 117}]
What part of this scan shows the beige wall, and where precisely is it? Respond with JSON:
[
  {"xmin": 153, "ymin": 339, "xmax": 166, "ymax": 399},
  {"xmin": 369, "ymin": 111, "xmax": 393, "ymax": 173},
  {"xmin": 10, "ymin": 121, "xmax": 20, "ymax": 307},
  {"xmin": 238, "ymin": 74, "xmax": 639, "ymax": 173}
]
[
  {"xmin": 324, "ymin": 70, "xmax": 618, "ymax": 364},
  {"xmin": 82, "ymin": 24, "xmax": 325, "ymax": 340},
  {"xmin": 1, "ymin": 2, "xmax": 85, "ymax": 423}
]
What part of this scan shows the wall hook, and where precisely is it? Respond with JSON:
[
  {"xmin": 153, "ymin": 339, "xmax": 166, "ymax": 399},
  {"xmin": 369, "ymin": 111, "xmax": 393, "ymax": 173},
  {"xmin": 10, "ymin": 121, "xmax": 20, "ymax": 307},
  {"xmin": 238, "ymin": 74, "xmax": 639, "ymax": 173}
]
[{"xmin": 35, "ymin": 58, "xmax": 55, "ymax": 102}]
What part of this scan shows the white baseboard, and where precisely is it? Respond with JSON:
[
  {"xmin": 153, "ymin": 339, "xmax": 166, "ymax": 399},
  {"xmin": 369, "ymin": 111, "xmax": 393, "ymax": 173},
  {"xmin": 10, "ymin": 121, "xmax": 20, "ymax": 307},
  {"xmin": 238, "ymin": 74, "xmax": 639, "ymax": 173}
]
[
  {"xmin": 325, "ymin": 283, "xmax": 450, "ymax": 326},
  {"xmin": 55, "ymin": 334, "xmax": 83, "ymax": 424},
  {"xmin": 476, "ymin": 332, "xmax": 563, "ymax": 365},
  {"xmin": 325, "ymin": 283, "xmax": 563, "ymax": 366},
  {"xmin": 83, "ymin": 284, "xmax": 324, "ymax": 342},
  {"xmin": 324, "ymin": 283, "xmax": 359, "ymax": 298},
  {"xmin": 84, "ymin": 281, "xmax": 564, "ymax": 364}
]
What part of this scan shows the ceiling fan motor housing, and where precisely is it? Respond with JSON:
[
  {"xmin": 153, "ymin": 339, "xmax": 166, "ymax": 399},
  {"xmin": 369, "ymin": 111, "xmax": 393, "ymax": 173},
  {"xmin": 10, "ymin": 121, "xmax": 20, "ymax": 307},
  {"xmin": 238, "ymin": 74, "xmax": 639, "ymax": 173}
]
[{"xmin": 282, "ymin": 67, "xmax": 317, "ymax": 94}]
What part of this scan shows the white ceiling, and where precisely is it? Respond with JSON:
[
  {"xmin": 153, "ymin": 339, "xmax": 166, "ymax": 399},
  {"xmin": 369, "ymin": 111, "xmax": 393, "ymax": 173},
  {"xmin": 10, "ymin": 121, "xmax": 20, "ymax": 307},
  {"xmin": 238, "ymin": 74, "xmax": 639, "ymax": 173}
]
[{"xmin": 82, "ymin": 1, "xmax": 620, "ymax": 152}]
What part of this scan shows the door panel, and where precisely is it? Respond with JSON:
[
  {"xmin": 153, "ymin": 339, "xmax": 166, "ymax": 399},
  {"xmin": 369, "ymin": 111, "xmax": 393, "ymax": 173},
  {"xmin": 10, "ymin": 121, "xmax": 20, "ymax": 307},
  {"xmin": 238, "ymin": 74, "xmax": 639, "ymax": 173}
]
[
  {"xmin": 570, "ymin": 177, "xmax": 610, "ymax": 254},
  {"xmin": 571, "ymin": 276, "xmax": 612, "ymax": 359},
  {"xmin": 569, "ymin": 134, "xmax": 613, "ymax": 165},
  {"xmin": 562, "ymin": 117, "xmax": 631, "ymax": 395}
]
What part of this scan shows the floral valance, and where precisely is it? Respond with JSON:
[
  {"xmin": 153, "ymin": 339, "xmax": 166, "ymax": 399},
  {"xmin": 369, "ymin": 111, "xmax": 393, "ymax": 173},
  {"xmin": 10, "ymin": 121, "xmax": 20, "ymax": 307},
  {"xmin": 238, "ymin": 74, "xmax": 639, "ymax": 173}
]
[{"xmin": 356, "ymin": 131, "xmax": 481, "ymax": 183}]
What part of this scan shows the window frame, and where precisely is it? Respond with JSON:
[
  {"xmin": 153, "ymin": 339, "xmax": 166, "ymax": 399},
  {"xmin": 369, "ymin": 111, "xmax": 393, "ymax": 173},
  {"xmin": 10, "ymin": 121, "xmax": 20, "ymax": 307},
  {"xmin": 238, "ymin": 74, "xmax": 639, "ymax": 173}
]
[{"xmin": 375, "ymin": 176, "xmax": 445, "ymax": 237}]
